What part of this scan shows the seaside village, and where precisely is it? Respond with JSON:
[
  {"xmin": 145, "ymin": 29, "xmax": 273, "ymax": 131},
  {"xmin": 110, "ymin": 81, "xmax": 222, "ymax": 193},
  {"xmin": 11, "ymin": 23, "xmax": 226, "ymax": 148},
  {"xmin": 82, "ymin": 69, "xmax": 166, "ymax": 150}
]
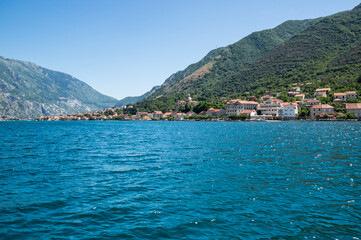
[{"xmin": 39, "ymin": 85, "xmax": 361, "ymax": 121}]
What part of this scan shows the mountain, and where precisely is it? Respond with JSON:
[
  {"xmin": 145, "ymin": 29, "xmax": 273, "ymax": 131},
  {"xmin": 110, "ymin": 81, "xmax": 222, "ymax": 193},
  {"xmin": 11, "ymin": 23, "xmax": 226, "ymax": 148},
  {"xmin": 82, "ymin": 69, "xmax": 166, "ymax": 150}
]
[
  {"xmin": 134, "ymin": 4, "xmax": 361, "ymax": 112},
  {"xmin": 0, "ymin": 57, "xmax": 118, "ymax": 119},
  {"xmin": 144, "ymin": 18, "xmax": 320, "ymax": 100},
  {"xmin": 214, "ymin": 4, "xmax": 361, "ymax": 96},
  {"xmin": 114, "ymin": 86, "xmax": 159, "ymax": 107}
]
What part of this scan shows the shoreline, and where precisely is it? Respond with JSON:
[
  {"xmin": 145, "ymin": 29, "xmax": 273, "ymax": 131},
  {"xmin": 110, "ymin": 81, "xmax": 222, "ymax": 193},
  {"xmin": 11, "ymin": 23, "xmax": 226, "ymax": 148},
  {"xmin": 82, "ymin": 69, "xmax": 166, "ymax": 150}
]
[{"xmin": 1, "ymin": 119, "xmax": 360, "ymax": 122}]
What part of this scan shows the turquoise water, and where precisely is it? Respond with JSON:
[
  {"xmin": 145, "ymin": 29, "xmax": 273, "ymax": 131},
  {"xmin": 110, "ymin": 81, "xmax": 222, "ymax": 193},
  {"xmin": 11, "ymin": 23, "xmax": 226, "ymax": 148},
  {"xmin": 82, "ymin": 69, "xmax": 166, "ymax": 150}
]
[{"xmin": 0, "ymin": 121, "xmax": 360, "ymax": 239}]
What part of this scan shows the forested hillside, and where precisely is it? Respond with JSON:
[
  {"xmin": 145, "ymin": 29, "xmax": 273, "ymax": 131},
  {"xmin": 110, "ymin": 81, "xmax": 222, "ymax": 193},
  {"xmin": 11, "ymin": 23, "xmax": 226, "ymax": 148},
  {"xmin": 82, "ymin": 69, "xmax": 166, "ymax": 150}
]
[{"xmin": 134, "ymin": 4, "xmax": 361, "ymax": 112}]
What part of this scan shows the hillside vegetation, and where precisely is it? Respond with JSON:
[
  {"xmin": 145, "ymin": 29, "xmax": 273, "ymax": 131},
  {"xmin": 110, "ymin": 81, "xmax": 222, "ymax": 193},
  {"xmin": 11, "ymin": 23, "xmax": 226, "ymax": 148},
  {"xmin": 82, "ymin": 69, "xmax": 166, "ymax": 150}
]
[
  {"xmin": 134, "ymin": 4, "xmax": 361, "ymax": 112},
  {"xmin": 135, "ymin": 19, "xmax": 321, "ymax": 111}
]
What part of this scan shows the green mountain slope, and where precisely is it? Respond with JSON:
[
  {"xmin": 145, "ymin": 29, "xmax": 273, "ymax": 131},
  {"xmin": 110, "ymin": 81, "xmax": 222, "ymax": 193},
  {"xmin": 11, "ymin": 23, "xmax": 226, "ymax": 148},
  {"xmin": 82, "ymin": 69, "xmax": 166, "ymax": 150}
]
[
  {"xmin": 144, "ymin": 18, "xmax": 320, "ymax": 101},
  {"xmin": 134, "ymin": 4, "xmax": 361, "ymax": 112},
  {"xmin": 214, "ymin": 4, "xmax": 361, "ymax": 96},
  {"xmin": 0, "ymin": 57, "xmax": 118, "ymax": 119}
]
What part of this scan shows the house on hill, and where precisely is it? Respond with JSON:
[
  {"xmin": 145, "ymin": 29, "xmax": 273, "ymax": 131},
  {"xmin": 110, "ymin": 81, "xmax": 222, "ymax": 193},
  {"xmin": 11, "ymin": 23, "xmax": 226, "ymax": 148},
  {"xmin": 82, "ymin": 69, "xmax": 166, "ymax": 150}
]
[
  {"xmin": 333, "ymin": 91, "xmax": 357, "ymax": 102},
  {"xmin": 177, "ymin": 94, "xmax": 198, "ymax": 107},
  {"xmin": 315, "ymin": 88, "xmax": 331, "ymax": 97},
  {"xmin": 305, "ymin": 99, "xmax": 321, "ymax": 107}
]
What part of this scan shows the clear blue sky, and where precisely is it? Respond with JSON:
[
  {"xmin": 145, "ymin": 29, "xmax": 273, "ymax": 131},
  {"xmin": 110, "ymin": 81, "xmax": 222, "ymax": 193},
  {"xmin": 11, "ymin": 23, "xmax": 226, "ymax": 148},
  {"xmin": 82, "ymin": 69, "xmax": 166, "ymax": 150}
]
[{"xmin": 0, "ymin": 0, "xmax": 359, "ymax": 100}]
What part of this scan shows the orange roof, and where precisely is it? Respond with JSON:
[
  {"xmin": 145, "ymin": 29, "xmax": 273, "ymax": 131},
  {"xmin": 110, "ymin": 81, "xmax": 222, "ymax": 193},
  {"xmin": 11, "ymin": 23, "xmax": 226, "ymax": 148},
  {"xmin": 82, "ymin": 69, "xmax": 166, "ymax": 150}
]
[
  {"xmin": 346, "ymin": 103, "xmax": 361, "ymax": 109},
  {"xmin": 261, "ymin": 95, "xmax": 271, "ymax": 98},
  {"xmin": 153, "ymin": 111, "xmax": 163, "ymax": 114},
  {"xmin": 311, "ymin": 104, "xmax": 334, "ymax": 109},
  {"xmin": 334, "ymin": 93, "xmax": 346, "ymax": 96},
  {"xmin": 307, "ymin": 99, "xmax": 320, "ymax": 103},
  {"xmin": 346, "ymin": 91, "xmax": 357, "ymax": 94},
  {"xmin": 241, "ymin": 110, "xmax": 254, "ymax": 114},
  {"xmin": 228, "ymin": 99, "xmax": 258, "ymax": 105},
  {"xmin": 316, "ymin": 88, "xmax": 331, "ymax": 92}
]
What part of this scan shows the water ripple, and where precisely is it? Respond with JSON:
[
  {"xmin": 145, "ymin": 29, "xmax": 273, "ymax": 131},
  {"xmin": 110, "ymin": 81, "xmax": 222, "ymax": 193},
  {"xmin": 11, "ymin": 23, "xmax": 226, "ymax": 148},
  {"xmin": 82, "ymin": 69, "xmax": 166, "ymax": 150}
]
[{"xmin": 0, "ymin": 121, "xmax": 360, "ymax": 239}]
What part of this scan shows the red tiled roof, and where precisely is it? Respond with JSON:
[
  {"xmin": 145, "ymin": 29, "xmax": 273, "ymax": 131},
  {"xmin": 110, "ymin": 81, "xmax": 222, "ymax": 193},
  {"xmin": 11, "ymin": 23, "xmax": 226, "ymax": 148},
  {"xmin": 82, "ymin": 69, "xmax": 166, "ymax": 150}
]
[
  {"xmin": 334, "ymin": 93, "xmax": 346, "ymax": 96},
  {"xmin": 346, "ymin": 103, "xmax": 361, "ymax": 110},
  {"xmin": 241, "ymin": 110, "xmax": 254, "ymax": 114},
  {"xmin": 316, "ymin": 88, "xmax": 331, "ymax": 92},
  {"xmin": 228, "ymin": 99, "xmax": 258, "ymax": 105},
  {"xmin": 311, "ymin": 104, "xmax": 334, "ymax": 109}
]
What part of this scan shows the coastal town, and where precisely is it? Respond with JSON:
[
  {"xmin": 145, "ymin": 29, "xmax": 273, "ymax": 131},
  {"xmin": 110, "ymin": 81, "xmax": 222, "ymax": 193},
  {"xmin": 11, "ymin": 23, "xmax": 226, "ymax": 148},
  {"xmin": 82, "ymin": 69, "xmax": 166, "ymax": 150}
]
[{"xmin": 36, "ymin": 84, "xmax": 361, "ymax": 122}]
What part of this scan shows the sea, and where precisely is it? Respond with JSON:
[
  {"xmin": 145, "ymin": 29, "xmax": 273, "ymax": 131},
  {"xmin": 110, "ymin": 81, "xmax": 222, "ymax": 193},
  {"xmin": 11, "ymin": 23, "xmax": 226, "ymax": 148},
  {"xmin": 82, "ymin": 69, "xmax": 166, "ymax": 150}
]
[{"xmin": 0, "ymin": 121, "xmax": 360, "ymax": 239}]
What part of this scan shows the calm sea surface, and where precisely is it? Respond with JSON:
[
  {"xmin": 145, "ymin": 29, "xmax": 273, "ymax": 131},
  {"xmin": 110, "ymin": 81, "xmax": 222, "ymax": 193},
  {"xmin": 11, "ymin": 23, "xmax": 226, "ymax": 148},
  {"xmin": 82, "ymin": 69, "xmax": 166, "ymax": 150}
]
[{"xmin": 0, "ymin": 121, "xmax": 360, "ymax": 239}]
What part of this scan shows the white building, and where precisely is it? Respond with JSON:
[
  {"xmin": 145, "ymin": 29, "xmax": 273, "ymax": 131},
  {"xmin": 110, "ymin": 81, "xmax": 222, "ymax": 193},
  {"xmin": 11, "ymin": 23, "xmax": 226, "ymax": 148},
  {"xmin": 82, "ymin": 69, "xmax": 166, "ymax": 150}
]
[
  {"xmin": 241, "ymin": 109, "xmax": 257, "ymax": 117},
  {"xmin": 278, "ymin": 103, "xmax": 298, "ymax": 119},
  {"xmin": 226, "ymin": 100, "xmax": 258, "ymax": 116},
  {"xmin": 259, "ymin": 99, "xmax": 284, "ymax": 116}
]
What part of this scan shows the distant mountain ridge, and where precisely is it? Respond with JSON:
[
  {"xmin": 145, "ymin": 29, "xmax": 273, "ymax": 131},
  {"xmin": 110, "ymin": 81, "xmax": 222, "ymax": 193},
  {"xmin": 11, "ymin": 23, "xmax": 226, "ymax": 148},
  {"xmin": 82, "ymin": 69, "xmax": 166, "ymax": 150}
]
[
  {"xmin": 114, "ymin": 86, "xmax": 159, "ymax": 107},
  {"xmin": 0, "ymin": 57, "xmax": 118, "ymax": 119}
]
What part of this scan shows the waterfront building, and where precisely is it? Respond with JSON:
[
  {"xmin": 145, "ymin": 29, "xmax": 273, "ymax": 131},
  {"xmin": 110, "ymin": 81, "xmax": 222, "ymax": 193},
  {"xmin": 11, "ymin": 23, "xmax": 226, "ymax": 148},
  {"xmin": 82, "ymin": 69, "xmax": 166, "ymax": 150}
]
[
  {"xmin": 310, "ymin": 104, "xmax": 334, "ymax": 117},
  {"xmin": 226, "ymin": 100, "xmax": 258, "ymax": 116},
  {"xmin": 241, "ymin": 109, "xmax": 257, "ymax": 117},
  {"xmin": 136, "ymin": 112, "xmax": 149, "ymax": 118},
  {"xmin": 345, "ymin": 103, "xmax": 361, "ymax": 118},
  {"xmin": 152, "ymin": 111, "xmax": 163, "ymax": 120},
  {"xmin": 278, "ymin": 103, "xmax": 298, "ymax": 119},
  {"xmin": 259, "ymin": 99, "xmax": 283, "ymax": 116}
]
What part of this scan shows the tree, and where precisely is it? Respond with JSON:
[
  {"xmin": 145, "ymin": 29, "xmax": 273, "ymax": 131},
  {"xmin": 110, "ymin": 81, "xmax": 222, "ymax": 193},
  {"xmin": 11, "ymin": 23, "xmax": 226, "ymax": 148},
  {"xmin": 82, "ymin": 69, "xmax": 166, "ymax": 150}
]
[
  {"xmin": 298, "ymin": 107, "xmax": 310, "ymax": 117},
  {"xmin": 193, "ymin": 101, "xmax": 210, "ymax": 114},
  {"xmin": 336, "ymin": 113, "xmax": 347, "ymax": 119},
  {"xmin": 346, "ymin": 112, "xmax": 357, "ymax": 119}
]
